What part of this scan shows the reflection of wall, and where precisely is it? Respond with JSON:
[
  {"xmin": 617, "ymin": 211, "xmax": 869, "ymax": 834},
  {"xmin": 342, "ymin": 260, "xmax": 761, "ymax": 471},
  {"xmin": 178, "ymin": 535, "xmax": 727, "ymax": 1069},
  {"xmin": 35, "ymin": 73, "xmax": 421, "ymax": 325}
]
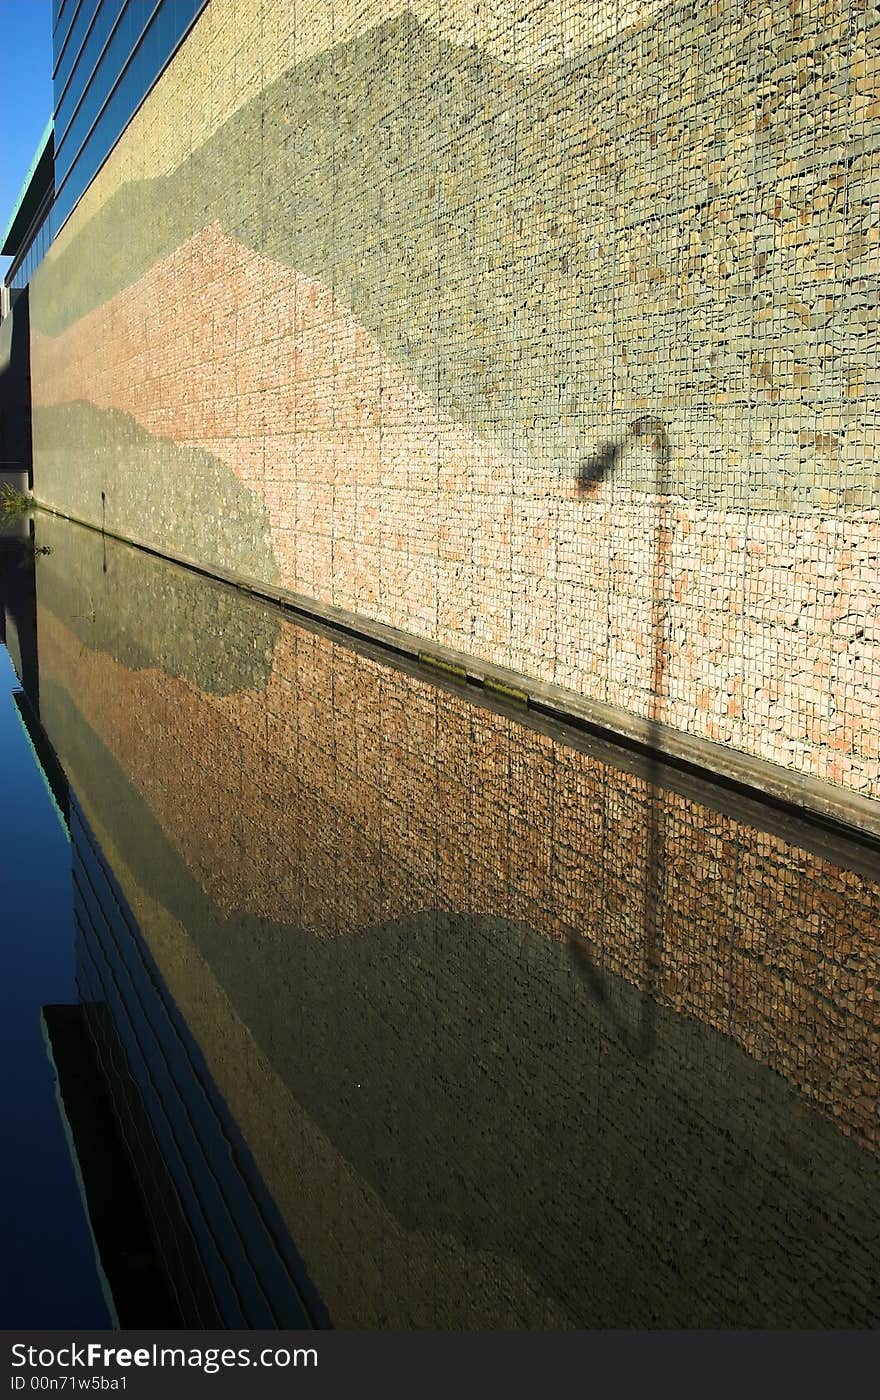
[
  {"xmin": 34, "ymin": 513, "xmax": 880, "ymax": 1157},
  {"xmin": 0, "ymin": 530, "xmax": 39, "ymax": 701},
  {"xmin": 70, "ymin": 799, "xmax": 319, "ymax": 1328},
  {"xmin": 35, "ymin": 519, "xmax": 278, "ymax": 696},
  {"xmin": 29, "ymin": 0, "xmax": 880, "ymax": 796},
  {"xmin": 33, "ymin": 522, "xmax": 880, "ymax": 1328}
]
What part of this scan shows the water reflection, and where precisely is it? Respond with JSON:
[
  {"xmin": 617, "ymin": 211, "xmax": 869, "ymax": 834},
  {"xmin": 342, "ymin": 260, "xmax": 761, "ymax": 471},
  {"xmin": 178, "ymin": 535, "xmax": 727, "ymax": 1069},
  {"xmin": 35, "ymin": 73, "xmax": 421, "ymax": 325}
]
[{"xmin": 22, "ymin": 513, "xmax": 880, "ymax": 1327}]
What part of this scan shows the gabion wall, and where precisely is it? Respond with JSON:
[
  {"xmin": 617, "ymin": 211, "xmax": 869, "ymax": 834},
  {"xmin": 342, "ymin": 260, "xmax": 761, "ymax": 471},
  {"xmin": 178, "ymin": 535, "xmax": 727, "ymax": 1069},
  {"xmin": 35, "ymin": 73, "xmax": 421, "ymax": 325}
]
[{"xmin": 29, "ymin": 0, "xmax": 880, "ymax": 797}]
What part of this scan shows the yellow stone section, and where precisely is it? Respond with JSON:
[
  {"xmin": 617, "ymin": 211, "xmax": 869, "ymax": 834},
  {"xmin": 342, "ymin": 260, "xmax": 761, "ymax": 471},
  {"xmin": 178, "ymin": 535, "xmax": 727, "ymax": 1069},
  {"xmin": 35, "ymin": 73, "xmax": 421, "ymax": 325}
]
[{"xmin": 50, "ymin": 0, "xmax": 674, "ymax": 219}]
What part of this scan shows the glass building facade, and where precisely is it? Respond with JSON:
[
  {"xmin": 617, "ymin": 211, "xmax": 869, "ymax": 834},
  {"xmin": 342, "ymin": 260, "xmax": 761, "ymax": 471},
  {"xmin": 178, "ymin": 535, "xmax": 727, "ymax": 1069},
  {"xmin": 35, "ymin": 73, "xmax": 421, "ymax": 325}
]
[
  {"xmin": 5, "ymin": 0, "xmax": 210, "ymax": 294},
  {"xmin": 8, "ymin": 211, "xmax": 53, "ymax": 294},
  {"xmin": 51, "ymin": 0, "xmax": 209, "ymax": 233},
  {"xmin": 2, "ymin": 122, "xmax": 54, "ymax": 294}
]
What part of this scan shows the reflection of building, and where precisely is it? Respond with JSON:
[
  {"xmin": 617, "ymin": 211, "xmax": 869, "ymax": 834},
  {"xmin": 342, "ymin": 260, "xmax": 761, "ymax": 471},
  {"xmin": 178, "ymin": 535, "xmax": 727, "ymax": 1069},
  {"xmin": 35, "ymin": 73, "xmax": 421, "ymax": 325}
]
[
  {"xmin": 0, "ymin": 520, "xmax": 39, "ymax": 699},
  {"xmin": 68, "ymin": 795, "xmax": 320, "ymax": 1328},
  {"xmin": 27, "ymin": 510, "xmax": 880, "ymax": 1329},
  {"xmin": 8, "ymin": 521, "xmax": 319, "ymax": 1328},
  {"xmin": 34, "ymin": 766, "xmax": 321, "ymax": 1327},
  {"xmin": 41, "ymin": 1001, "xmax": 179, "ymax": 1328},
  {"xmin": 36, "ymin": 511, "xmax": 880, "ymax": 1149}
]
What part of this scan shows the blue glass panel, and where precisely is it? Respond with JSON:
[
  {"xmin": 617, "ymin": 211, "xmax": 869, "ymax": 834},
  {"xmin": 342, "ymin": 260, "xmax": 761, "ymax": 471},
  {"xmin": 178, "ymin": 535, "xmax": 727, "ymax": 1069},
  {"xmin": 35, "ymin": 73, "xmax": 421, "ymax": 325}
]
[
  {"xmin": 9, "ymin": 208, "xmax": 53, "ymax": 292},
  {"xmin": 54, "ymin": 0, "xmax": 101, "ymax": 92},
  {"xmin": 152, "ymin": 0, "xmax": 180, "ymax": 59},
  {"xmin": 54, "ymin": 0, "xmax": 87, "ymax": 72},
  {"xmin": 55, "ymin": 0, "xmax": 137, "ymax": 187},
  {"xmin": 53, "ymin": 0, "xmax": 210, "ymax": 232},
  {"xmin": 57, "ymin": 6, "xmax": 164, "ymax": 212}
]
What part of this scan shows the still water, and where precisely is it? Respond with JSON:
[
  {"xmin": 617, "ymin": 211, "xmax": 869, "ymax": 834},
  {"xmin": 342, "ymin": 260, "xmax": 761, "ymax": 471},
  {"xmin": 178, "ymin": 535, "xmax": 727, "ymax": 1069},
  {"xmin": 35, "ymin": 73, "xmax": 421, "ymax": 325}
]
[{"xmin": 1, "ymin": 511, "xmax": 879, "ymax": 1329}]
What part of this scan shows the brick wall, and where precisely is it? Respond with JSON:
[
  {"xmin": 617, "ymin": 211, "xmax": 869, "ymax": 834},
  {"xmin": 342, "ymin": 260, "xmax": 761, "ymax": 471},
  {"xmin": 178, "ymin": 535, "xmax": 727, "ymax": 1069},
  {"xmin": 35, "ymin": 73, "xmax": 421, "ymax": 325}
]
[{"xmin": 29, "ymin": 0, "xmax": 880, "ymax": 796}]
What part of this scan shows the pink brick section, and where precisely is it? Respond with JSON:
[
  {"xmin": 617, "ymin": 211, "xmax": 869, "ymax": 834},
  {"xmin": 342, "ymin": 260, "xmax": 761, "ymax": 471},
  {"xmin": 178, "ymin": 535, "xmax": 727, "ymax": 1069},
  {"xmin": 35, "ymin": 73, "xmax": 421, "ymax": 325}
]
[{"xmin": 32, "ymin": 225, "xmax": 880, "ymax": 794}]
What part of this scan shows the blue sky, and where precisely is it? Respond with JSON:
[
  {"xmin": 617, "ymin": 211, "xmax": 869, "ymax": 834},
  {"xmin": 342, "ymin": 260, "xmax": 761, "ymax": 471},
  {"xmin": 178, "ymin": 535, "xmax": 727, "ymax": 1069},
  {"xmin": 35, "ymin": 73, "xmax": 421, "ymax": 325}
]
[{"xmin": 0, "ymin": 0, "xmax": 53, "ymax": 280}]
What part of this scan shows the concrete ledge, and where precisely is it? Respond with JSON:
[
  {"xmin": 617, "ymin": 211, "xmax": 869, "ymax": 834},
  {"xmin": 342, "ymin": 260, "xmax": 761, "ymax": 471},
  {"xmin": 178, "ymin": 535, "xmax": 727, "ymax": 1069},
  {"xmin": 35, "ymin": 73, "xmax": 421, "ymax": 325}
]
[{"xmin": 35, "ymin": 503, "xmax": 880, "ymax": 849}]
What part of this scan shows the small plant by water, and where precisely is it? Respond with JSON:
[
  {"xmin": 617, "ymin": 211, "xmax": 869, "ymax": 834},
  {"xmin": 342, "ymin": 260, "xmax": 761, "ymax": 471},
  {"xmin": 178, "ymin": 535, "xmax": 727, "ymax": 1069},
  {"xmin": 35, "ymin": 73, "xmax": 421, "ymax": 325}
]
[{"xmin": 0, "ymin": 483, "xmax": 34, "ymax": 521}]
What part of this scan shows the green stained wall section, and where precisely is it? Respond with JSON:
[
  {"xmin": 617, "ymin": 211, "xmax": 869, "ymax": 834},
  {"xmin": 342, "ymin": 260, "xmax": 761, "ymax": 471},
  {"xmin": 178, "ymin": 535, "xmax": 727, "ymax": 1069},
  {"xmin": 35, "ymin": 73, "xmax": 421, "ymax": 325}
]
[
  {"xmin": 33, "ymin": 402, "xmax": 278, "ymax": 585},
  {"xmin": 35, "ymin": 510, "xmax": 277, "ymax": 695}
]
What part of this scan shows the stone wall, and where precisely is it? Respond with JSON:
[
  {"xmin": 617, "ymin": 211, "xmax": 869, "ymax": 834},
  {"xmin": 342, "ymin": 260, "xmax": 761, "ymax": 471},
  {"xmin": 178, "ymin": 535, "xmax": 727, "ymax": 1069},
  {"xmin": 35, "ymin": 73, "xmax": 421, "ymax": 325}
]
[{"xmin": 28, "ymin": 0, "xmax": 880, "ymax": 796}]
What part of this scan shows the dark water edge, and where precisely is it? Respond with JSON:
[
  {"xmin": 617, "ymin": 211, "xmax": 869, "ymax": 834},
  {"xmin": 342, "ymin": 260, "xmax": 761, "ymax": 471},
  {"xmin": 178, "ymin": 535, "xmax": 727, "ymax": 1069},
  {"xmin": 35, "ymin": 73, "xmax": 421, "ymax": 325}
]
[{"xmin": 0, "ymin": 648, "xmax": 111, "ymax": 1329}]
